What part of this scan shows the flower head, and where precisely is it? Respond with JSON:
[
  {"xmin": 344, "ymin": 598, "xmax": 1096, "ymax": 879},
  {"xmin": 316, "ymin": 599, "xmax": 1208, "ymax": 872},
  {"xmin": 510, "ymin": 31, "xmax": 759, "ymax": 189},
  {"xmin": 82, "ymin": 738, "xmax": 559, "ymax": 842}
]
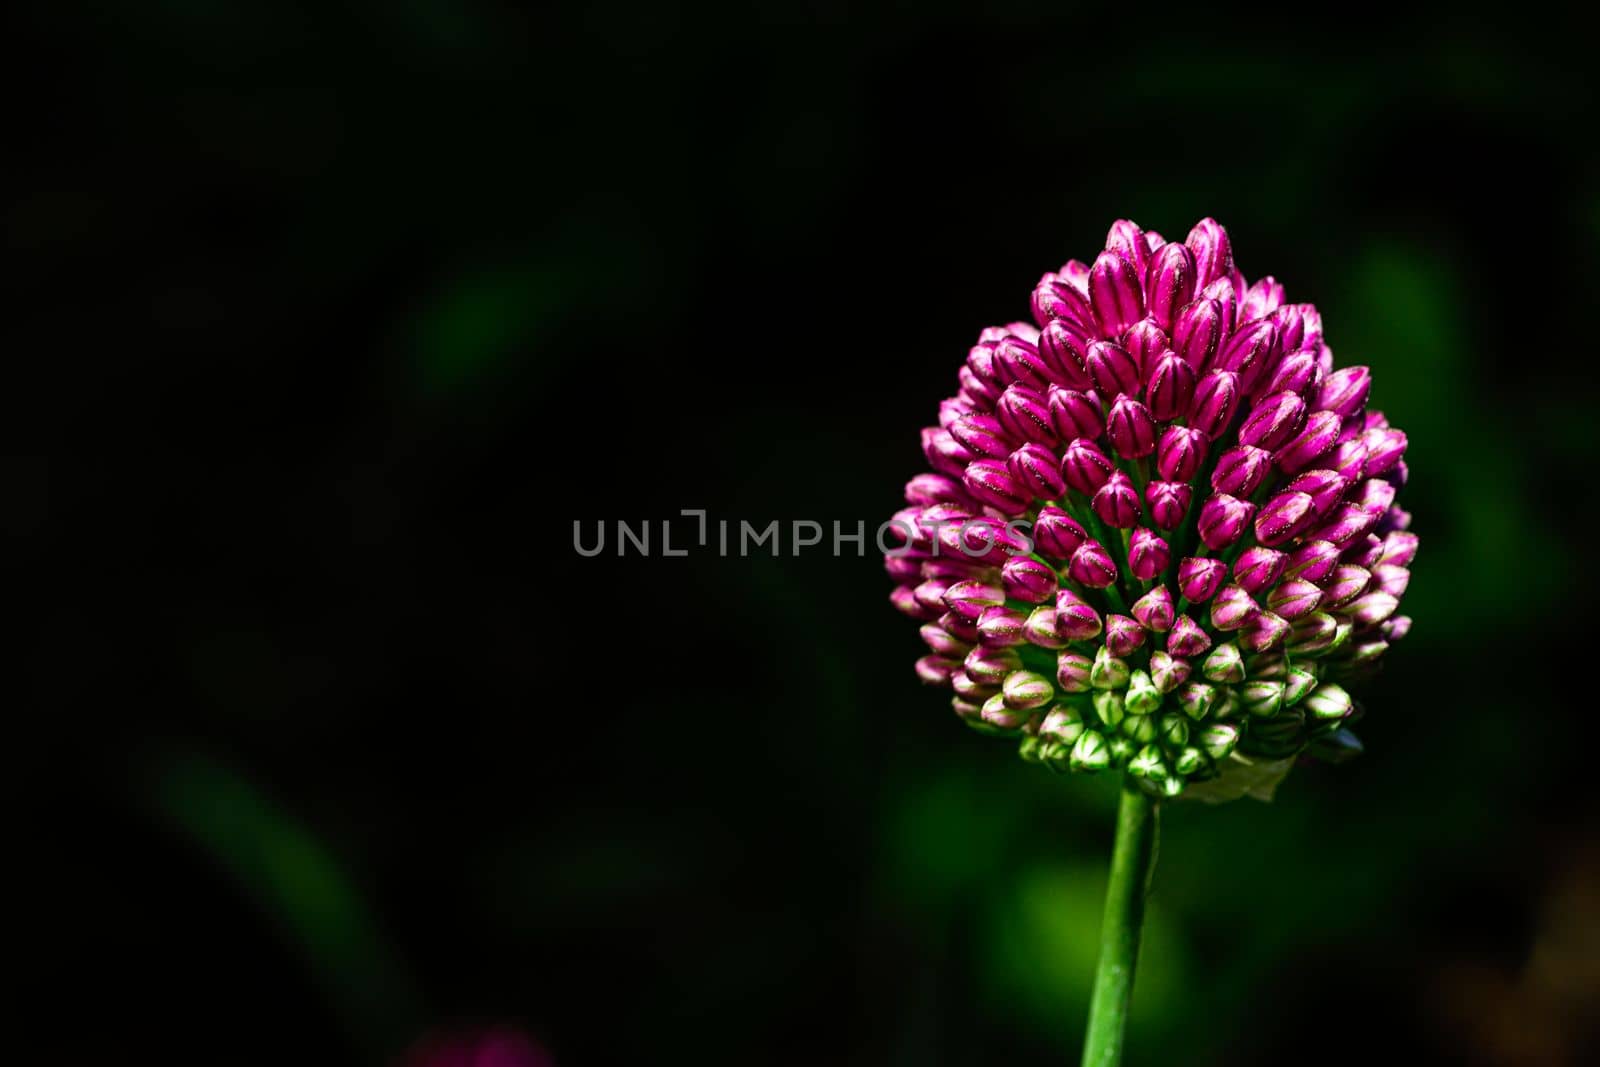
[{"xmin": 887, "ymin": 218, "xmax": 1415, "ymax": 800}]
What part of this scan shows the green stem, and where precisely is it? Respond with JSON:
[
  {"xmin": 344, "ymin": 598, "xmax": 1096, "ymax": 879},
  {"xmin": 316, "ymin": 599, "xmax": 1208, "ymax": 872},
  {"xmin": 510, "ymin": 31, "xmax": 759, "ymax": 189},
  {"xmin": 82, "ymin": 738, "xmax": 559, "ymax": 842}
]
[{"xmin": 1081, "ymin": 779, "xmax": 1160, "ymax": 1067}]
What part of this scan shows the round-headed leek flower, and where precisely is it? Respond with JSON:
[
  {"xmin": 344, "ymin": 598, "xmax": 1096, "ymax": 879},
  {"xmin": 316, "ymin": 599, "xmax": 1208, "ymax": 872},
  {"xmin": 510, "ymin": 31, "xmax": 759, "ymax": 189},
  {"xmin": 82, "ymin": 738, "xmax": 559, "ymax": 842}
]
[{"xmin": 887, "ymin": 218, "xmax": 1414, "ymax": 802}]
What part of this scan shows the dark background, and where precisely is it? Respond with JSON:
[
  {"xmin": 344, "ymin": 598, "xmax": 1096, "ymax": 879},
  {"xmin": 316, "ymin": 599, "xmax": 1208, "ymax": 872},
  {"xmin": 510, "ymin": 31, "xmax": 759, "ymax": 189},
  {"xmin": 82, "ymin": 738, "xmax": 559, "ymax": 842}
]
[{"xmin": 15, "ymin": 4, "xmax": 1600, "ymax": 1064}]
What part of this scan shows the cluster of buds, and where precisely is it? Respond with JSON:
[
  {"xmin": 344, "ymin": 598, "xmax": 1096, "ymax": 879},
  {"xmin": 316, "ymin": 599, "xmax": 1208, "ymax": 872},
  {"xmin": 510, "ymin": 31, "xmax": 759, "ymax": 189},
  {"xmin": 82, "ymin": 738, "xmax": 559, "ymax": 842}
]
[{"xmin": 887, "ymin": 218, "xmax": 1415, "ymax": 799}]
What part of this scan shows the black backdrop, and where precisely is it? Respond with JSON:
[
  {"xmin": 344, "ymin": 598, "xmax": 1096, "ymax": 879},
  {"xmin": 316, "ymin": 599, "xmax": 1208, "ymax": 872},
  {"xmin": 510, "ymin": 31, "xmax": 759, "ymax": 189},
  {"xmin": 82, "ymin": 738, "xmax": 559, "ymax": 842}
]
[{"xmin": 15, "ymin": 4, "xmax": 1600, "ymax": 1065}]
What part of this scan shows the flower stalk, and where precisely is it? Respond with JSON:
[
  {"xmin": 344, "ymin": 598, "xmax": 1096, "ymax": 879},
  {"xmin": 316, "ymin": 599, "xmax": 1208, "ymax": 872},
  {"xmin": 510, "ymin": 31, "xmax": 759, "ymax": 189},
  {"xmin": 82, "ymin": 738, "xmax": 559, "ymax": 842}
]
[{"xmin": 1082, "ymin": 778, "xmax": 1159, "ymax": 1067}]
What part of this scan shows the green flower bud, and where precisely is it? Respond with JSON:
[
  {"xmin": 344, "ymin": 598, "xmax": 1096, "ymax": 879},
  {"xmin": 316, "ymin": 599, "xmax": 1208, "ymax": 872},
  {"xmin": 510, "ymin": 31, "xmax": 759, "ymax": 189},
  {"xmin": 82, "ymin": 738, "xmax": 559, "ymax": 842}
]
[
  {"xmin": 1345, "ymin": 639, "xmax": 1389, "ymax": 666},
  {"xmin": 1090, "ymin": 644, "xmax": 1131, "ymax": 690},
  {"xmin": 1303, "ymin": 681, "xmax": 1353, "ymax": 722},
  {"xmin": 1174, "ymin": 745, "xmax": 1209, "ymax": 778},
  {"xmin": 1175, "ymin": 681, "xmax": 1217, "ymax": 721},
  {"xmin": 1148, "ymin": 650, "xmax": 1192, "ymax": 694},
  {"xmin": 1107, "ymin": 736, "xmax": 1136, "ymax": 763},
  {"xmin": 1127, "ymin": 743, "xmax": 1170, "ymax": 784},
  {"xmin": 1125, "ymin": 669, "xmax": 1163, "ymax": 716},
  {"xmin": 1213, "ymin": 686, "xmax": 1242, "ymax": 721},
  {"xmin": 1039, "ymin": 703, "xmax": 1087, "ymax": 745},
  {"xmin": 1018, "ymin": 734, "xmax": 1045, "ymax": 762},
  {"xmin": 1159, "ymin": 712, "xmax": 1189, "ymax": 748},
  {"xmin": 1283, "ymin": 665, "xmax": 1318, "ymax": 706},
  {"xmin": 1202, "ymin": 641, "xmax": 1245, "ymax": 684},
  {"xmin": 1120, "ymin": 712, "xmax": 1159, "ymax": 744},
  {"xmin": 1196, "ymin": 721, "xmax": 1241, "ymax": 760},
  {"xmin": 1092, "ymin": 688, "xmax": 1126, "ymax": 729},
  {"xmin": 1245, "ymin": 705, "xmax": 1306, "ymax": 756},
  {"xmin": 1039, "ymin": 740, "xmax": 1071, "ymax": 772},
  {"xmin": 1240, "ymin": 679, "xmax": 1286, "ymax": 718},
  {"xmin": 1070, "ymin": 729, "xmax": 1111, "ymax": 772},
  {"xmin": 1246, "ymin": 653, "xmax": 1288, "ymax": 680},
  {"xmin": 981, "ymin": 692, "xmax": 1032, "ymax": 732},
  {"xmin": 1002, "ymin": 669, "xmax": 1054, "ymax": 710}
]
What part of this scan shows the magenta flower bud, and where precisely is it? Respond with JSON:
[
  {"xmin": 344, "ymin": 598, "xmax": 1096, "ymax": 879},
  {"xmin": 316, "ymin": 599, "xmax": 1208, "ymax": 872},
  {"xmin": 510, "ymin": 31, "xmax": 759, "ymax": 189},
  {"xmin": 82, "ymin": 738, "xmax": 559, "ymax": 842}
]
[
  {"xmin": 916, "ymin": 655, "xmax": 961, "ymax": 686},
  {"xmin": 1148, "ymin": 651, "xmax": 1191, "ymax": 693},
  {"xmin": 1261, "ymin": 348, "xmax": 1322, "ymax": 399},
  {"xmin": 1001, "ymin": 555, "xmax": 1057, "ymax": 604},
  {"xmin": 942, "ymin": 579, "xmax": 1005, "ymax": 622},
  {"xmin": 1122, "ymin": 319, "xmax": 1169, "ymax": 369},
  {"xmin": 914, "ymin": 577, "xmax": 954, "ymax": 615},
  {"xmin": 1203, "ymin": 278, "xmax": 1239, "ymax": 337},
  {"xmin": 1038, "ymin": 318, "xmax": 1094, "ymax": 389},
  {"xmin": 1285, "ymin": 539, "xmax": 1340, "ymax": 583},
  {"xmin": 952, "ymin": 673, "xmax": 997, "ymax": 704},
  {"xmin": 921, "ymin": 622, "xmax": 974, "ymax": 658},
  {"xmin": 922, "ymin": 427, "xmax": 975, "ymax": 478},
  {"xmin": 950, "ymin": 413, "xmax": 1014, "ymax": 460},
  {"xmin": 1377, "ymin": 505, "xmax": 1412, "ymax": 535},
  {"xmin": 1267, "ymin": 578, "xmax": 1322, "ymax": 619},
  {"xmin": 1088, "ymin": 250, "xmax": 1145, "ymax": 338},
  {"xmin": 1173, "ymin": 298, "xmax": 1222, "ymax": 370},
  {"xmin": 1219, "ymin": 319, "xmax": 1281, "ymax": 395},
  {"xmin": 1383, "ymin": 615, "xmax": 1413, "ymax": 642},
  {"xmin": 1323, "ymin": 435, "xmax": 1367, "ymax": 482},
  {"xmin": 1105, "ymin": 614, "xmax": 1146, "ymax": 657},
  {"xmin": 979, "ymin": 693, "xmax": 1029, "ymax": 730},
  {"xmin": 1355, "ymin": 477, "xmax": 1397, "ymax": 516},
  {"xmin": 1372, "ymin": 562, "xmax": 1410, "ymax": 598},
  {"xmin": 977, "ymin": 605, "xmax": 1028, "ymax": 648},
  {"xmin": 1240, "ymin": 610, "xmax": 1290, "ymax": 653},
  {"xmin": 1145, "ymin": 480, "xmax": 1192, "ymax": 530},
  {"xmin": 1185, "ymin": 217, "xmax": 1233, "ymax": 290},
  {"xmin": 1210, "ymin": 445, "xmax": 1273, "ymax": 496},
  {"xmin": 1275, "ymin": 410, "xmax": 1342, "ymax": 474},
  {"xmin": 966, "ymin": 341, "xmax": 1006, "ymax": 388},
  {"xmin": 905, "ymin": 473, "xmax": 977, "ymax": 509},
  {"xmin": 1032, "ymin": 506, "xmax": 1087, "ymax": 559},
  {"xmin": 1042, "ymin": 389, "xmax": 1099, "ymax": 445},
  {"xmin": 1286, "ymin": 469, "xmax": 1351, "ymax": 520},
  {"xmin": 891, "ymin": 584, "xmax": 928, "ymax": 619},
  {"xmin": 1145, "ymin": 351, "xmax": 1196, "ymax": 422},
  {"xmin": 1376, "ymin": 531, "xmax": 1419, "ymax": 568},
  {"xmin": 1198, "ymin": 493, "xmax": 1255, "ymax": 550},
  {"xmin": 884, "ymin": 554, "xmax": 922, "ymax": 583},
  {"xmin": 1105, "ymin": 219, "xmax": 1150, "ymax": 276},
  {"xmin": 1178, "ymin": 556, "xmax": 1228, "ymax": 602},
  {"xmin": 1315, "ymin": 365, "xmax": 1371, "ymax": 418},
  {"xmin": 1055, "ymin": 588, "xmax": 1104, "ymax": 640},
  {"xmin": 1348, "ymin": 590, "xmax": 1400, "ymax": 626},
  {"xmin": 1166, "ymin": 614, "xmax": 1212, "ymax": 657},
  {"xmin": 995, "ymin": 384, "xmax": 1056, "ymax": 445},
  {"xmin": 1008, "ymin": 442, "xmax": 1067, "ymax": 500},
  {"xmin": 1069, "ymin": 541, "xmax": 1118, "ymax": 588},
  {"xmin": 1321, "ymin": 564, "xmax": 1371, "ymax": 607},
  {"xmin": 1210, "ymin": 583, "xmax": 1258, "ymax": 631},
  {"xmin": 1239, "ymin": 275, "xmax": 1285, "ymax": 323},
  {"xmin": 1060, "ymin": 438, "xmax": 1115, "ymax": 495},
  {"xmin": 1106, "ymin": 395, "xmax": 1157, "ymax": 459},
  {"xmin": 963, "ymin": 459, "xmax": 1030, "ymax": 515},
  {"xmin": 1087, "ymin": 340, "xmax": 1143, "ymax": 398},
  {"xmin": 1156, "ymin": 426, "xmax": 1208, "ymax": 482},
  {"xmin": 1131, "ymin": 585, "xmax": 1175, "ymax": 633},
  {"xmin": 1286, "ymin": 612, "xmax": 1338, "ymax": 655},
  {"xmin": 1254, "ymin": 490, "xmax": 1316, "ymax": 546},
  {"xmin": 1145, "ymin": 242, "xmax": 1197, "ymax": 330},
  {"xmin": 1128, "ymin": 527, "xmax": 1170, "ymax": 581},
  {"xmin": 1233, "ymin": 546, "xmax": 1287, "ymax": 594},
  {"xmin": 1031, "ymin": 274, "xmax": 1094, "ymax": 329},
  {"xmin": 939, "ymin": 611, "xmax": 981, "ymax": 644},
  {"xmin": 1057, "ymin": 651, "xmax": 1094, "ymax": 693},
  {"xmin": 1189, "ymin": 370, "xmax": 1241, "ymax": 436},
  {"xmin": 964, "ymin": 645, "xmax": 1021, "ymax": 686},
  {"xmin": 1093, "ymin": 472, "xmax": 1142, "ymax": 529},
  {"xmin": 1306, "ymin": 501, "xmax": 1380, "ymax": 547},
  {"xmin": 1239, "ymin": 390, "xmax": 1307, "ymax": 451},
  {"xmin": 996, "ymin": 335, "xmax": 1051, "ymax": 388},
  {"xmin": 1023, "ymin": 606, "xmax": 1070, "ymax": 649},
  {"xmin": 1361, "ymin": 427, "xmax": 1407, "ymax": 476}
]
